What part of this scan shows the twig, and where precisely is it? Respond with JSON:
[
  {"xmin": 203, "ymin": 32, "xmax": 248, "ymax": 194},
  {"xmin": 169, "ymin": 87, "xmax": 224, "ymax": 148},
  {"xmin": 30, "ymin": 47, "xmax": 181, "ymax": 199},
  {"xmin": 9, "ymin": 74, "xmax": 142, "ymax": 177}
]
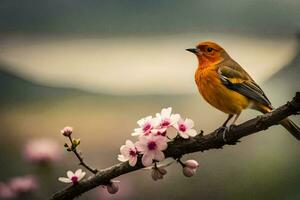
[
  {"xmin": 50, "ymin": 92, "xmax": 300, "ymax": 200},
  {"xmin": 67, "ymin": 136, "xmax": 98, "ymax": 174}
]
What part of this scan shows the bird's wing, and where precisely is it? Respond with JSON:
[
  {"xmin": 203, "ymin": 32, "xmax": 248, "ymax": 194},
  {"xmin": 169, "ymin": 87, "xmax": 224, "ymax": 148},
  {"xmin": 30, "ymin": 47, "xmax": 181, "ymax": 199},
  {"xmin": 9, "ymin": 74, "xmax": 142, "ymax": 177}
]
[{"xmin": 218, "ymin": 65, "xmax": 272, "ymax": 106}]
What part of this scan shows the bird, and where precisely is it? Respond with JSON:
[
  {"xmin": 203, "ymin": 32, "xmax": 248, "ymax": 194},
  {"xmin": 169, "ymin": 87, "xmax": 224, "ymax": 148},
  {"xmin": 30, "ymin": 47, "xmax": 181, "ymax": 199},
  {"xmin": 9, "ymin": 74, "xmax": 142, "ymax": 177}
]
[{"xmin": 186, "ymin": 41, "xmax": 300, "ymax": 140}]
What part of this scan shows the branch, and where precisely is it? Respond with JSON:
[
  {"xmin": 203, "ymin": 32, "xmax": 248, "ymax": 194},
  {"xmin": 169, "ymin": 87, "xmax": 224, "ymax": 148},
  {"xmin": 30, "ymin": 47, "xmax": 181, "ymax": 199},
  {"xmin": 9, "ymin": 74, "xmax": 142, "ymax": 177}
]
[
  {"xmin": 50, "ymin": 92, "xmax": 300, "ymax": 200},
  {"xmin": 66, "ymin": 135, "xmax": 98, "ymax": 174}
]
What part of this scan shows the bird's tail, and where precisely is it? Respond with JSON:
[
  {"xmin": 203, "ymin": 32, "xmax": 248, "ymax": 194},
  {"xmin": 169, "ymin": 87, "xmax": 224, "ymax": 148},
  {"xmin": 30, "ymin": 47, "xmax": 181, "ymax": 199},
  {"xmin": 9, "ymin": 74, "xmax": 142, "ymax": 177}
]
[
  {"xmin": 255, "ymin": 104, "xmax": 300, "ymax": 140},
  {"xmin": 280, "ymin": 118, "xmax": 300, "ymax": 140}
]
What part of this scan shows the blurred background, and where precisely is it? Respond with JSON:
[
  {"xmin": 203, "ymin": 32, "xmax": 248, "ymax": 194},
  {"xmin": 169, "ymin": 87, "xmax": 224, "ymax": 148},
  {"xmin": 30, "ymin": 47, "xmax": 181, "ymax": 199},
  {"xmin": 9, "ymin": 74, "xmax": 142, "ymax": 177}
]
[{"xmin": 0, "ymin": 0, "xmax": 300, "ymax": 199}]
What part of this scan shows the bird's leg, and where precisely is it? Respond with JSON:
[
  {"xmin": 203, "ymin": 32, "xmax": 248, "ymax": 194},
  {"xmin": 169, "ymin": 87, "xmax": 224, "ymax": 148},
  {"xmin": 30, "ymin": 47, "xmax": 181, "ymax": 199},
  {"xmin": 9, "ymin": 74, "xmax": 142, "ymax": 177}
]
[
  {"xmin": 220, "ymin": 113, "xmax": 241, "ymax": 144},
  {"xmin": 222, "ymin": 114, "xmax": 234, "ymax": 127},
  {"xmin": 231, "ymin": 113, "xmax": 240, "ymax": 125},
  {"xmin": 217, "ymin": 112, "xmax": 242, "ymax": 143},
  {"xmin": 216, "ymin": 114, "xmax": 234, "ymax": 142}
]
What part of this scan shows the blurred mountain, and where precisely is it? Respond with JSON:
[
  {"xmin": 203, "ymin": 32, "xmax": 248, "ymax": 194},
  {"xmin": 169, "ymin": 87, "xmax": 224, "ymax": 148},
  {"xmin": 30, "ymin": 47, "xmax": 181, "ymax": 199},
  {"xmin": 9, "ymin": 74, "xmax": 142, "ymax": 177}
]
[
  {"xmin": 0, "ymin": 62, "xmax": 88, "ymax": 104},
  {"xmin": 0, "ymin": 36, "xmax": 299, "ymax": 104},
  {"xmin": 0, "ymin": 29, "xmax": 299, "ymax": 105}
]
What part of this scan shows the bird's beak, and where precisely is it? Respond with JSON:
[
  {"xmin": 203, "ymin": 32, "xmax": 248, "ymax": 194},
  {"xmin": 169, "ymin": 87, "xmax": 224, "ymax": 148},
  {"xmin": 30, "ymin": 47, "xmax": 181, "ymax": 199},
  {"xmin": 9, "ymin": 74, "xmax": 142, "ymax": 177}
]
[{"xmin": 186, "ymin": 48, "xmax": 198, "ymax": 54}]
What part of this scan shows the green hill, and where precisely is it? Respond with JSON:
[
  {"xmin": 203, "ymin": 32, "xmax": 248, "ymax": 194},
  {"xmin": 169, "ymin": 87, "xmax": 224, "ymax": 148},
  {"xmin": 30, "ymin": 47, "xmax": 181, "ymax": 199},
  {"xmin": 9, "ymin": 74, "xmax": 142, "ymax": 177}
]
[{"xmin": 0, "ymin": 62, "xmax": 87, "ymax": 103}]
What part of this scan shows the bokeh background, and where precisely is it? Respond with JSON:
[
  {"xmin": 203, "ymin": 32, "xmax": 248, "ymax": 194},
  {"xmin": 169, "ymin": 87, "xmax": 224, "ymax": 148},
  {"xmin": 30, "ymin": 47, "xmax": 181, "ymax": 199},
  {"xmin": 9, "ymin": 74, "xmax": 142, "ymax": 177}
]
[{"xmin": 0, "ymin": 0, "xmax": 300, "ymax": 199}]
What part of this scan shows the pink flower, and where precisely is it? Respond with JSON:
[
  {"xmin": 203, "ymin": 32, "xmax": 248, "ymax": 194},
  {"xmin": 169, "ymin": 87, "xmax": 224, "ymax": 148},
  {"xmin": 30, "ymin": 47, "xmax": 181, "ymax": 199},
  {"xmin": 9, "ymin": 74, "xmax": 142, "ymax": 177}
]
[
  {"xmin": 151, "ymin": 167, "xmax": 167, "ymax": 181},
  {"xmin": 155, "ymin": 107, "xmax": 180, "ymax": 132},
  {"xmin": 174, "ymin": 118, "xmax": 197, "ymax": 139},
  {"xmin": 132, "ymin": 116, "xmax": 158, "ymax": 136},
  {"xmin": 58, "ymin": 169, "xmax": 86, "ymax": 184},
  {"xmin": 135, "ymin": 135, "xmax": 167, "ymax": 166},
  {"xmin": 0, "ymin": 183, "xmax": 15, "ymax": 199},
  {"xmin": 24, "ymin": 138, "xmax": 61, "ymax": 164},
  {"xmin": 61, "ymin": 126, "xmax": 73, "ymax": 137},
  {"xmin": 182, "ymin": 160, "xmax": 199, "ymax": 177},
  {"xmin": 106, "ymin": 180, "xmax": 120, "ymax": 194},
  {"xmin": 9, "ymin": 176, "xmax": 38, "ymax": 195},
  {"xmin": 118, "ymin": 140, "xmax": 138, "ymax": 167}
]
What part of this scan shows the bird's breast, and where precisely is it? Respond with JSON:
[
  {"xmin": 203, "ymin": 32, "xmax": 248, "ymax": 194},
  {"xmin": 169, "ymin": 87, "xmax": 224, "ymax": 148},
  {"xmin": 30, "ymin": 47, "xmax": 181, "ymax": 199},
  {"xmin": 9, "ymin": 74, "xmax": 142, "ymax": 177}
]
[
  {"xmin": 194, "ymin": 67, "xmax": 249, "ymax": 114},
  {"xmin": 195, "ymin": 67, "xmax": 221, "ymax": 98}
]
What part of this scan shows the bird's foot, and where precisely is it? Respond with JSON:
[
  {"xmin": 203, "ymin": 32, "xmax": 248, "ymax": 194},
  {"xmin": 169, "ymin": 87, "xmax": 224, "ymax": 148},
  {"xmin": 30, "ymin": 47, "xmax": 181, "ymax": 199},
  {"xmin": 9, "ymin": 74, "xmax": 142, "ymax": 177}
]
[
  {"xmin": 216, "ymin": 126, "xmax": 229, "ymax": 143},
  {"xmin": 216, "ymin": 125, "xmax": 238, "ymax": 144}
]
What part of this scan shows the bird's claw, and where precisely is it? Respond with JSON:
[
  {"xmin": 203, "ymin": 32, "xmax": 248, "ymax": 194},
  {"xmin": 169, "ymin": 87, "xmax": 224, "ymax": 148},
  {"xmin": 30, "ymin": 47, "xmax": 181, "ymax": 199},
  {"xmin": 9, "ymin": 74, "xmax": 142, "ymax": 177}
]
[
  {"xmin": 216, "ymin": 126, "xmax": 229, "ymax": 142},
  {"xmin": 216, "ymin": 125, "xmax": 237, "ymax": 144}
]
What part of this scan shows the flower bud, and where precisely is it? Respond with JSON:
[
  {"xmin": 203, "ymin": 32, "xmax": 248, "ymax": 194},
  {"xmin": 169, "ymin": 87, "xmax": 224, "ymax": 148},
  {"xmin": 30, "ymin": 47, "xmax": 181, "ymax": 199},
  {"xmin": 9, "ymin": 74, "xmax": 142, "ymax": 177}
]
[
  {"xmin": 107, "ymin": 181, "xmax": 119, "ymax": 194},
  {"xmin": 61, "ymin": 127, "xmax": 73, "ymax": 137},
  {"xmin": 182, "ymin": 160, "xmax": 199, "ymax": 177},
  {"xmin": 71, "ymin": 139, "xmax": 80, "ymax": 149},
  {"xmin": 0, "ymin": 183, "xmax": 16, "ymax": 199},
  {"xmin": 151, "ymin": 167, "xmax": 167, "ymax": 181},
  {"xmin": 184, "ymin": 160, "xmax": 199, "ymax": 168}
]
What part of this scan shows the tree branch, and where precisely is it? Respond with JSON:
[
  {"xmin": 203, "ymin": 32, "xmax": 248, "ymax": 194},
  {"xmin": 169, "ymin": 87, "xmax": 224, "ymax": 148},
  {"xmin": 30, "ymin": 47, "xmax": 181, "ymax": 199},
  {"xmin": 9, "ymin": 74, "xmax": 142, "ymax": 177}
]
[
  {"xmin": 50, "ymin": 92, "xmax": 300, "ymax": 200},
  {"xmin": 66, "ymin": 135, "xmax": 98, "ymax": 174}
]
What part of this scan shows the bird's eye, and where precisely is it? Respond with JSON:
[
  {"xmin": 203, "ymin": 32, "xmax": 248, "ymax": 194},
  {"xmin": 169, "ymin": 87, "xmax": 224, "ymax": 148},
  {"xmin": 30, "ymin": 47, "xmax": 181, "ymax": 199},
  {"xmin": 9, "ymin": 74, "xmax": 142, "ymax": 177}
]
[{"xmin": 206, "ymin": 47, "xmax": 213, "ymax": 52}]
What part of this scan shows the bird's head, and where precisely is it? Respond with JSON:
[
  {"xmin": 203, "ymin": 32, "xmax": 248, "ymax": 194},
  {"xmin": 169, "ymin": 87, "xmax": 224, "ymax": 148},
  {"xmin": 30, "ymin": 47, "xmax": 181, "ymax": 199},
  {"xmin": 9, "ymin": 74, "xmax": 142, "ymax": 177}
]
[{"xmin": 186, "ymin": 41, "xmax": 229, "ymax": 64}]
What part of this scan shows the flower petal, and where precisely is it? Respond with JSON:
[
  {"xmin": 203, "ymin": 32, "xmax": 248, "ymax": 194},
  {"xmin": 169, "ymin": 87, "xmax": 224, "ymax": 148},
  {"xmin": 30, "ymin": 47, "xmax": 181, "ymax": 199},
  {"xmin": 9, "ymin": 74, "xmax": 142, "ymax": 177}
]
[
  {"xmin": 118, "ymin": 155, "xmax": 128, "ymax": 162},
  {"xmin": 129, "ymin": 156, "xmax": 137, "ymax": 167},
  {"xmin": 137, "ymin": 118, "xmax": 145, "ymax": 127},
  {"xmin": 173, "ymin": 123, "xmax": 179, "ymax": 130},
  {"xmin": 78, "ymin": 172, "xmax": 86, "ymax": 181},
  {"xmin": 135, "ymin": 141, "xmax": 146, "ymax": 153},
  {"xmin": 138, "ymin": 135, "xmax": 149, "ymax": 144},
  {"xmin": 151, "ymin": 117, "xmax": 160, "ymax": 128},
  {"xmin": 142, "ymin": 152, "xmax": 155, "ymax": 166},
  {"xmin": 145, "ymin": 116, "xmax": 152, "ymax": 121},
  {"xmin": 170, "ymin": 114, "xmax": 180, "ymax": 124},
  {"xmin": 132, "ymin": 131, "xmax": 142, "ymax": 136},
  {"xmin": 155, "ymin": 136, "xmax": 168, "ymax": 150},
  {"xmin": 58, "ymin": 177, "xmax": 72, "ymax": 183},
  {"xmin": 120, "ymin": 146, "xmax": 130, "ymax": 156},
  {"xmin": 155, "ymin": 113, "xmax": 162, "ymax": 120},
  {"xmin": 67, "ymin": 171, "xmax": 74, "ymax": 179},
  {"xmin": 125, "ymin": 140, "xmax": 135, "ymax": 148},
  {"xmin": 179, "ymin": 132, "xmax": 189, "ymax": 139},
  {"xmin": 152, "ymin": 127, "xmax": 167, "ymax": 134},
  {"xmin": 161, "ymin": 107, "xmax": 172, "ymax": 118},
  {"xmin": 187, "ymin": 129, "xmax": 197, "ymax": 137},
  {"xmin": 185, "ymin": 118, "xmax": 194, "ymax": 128},
  {"xmin": 154, "ymin": 150, "xmax": 165, "ymax": 161},
  {"xmin": 75, "ymin": 169, "xmax": 82, "ymax": 177}
]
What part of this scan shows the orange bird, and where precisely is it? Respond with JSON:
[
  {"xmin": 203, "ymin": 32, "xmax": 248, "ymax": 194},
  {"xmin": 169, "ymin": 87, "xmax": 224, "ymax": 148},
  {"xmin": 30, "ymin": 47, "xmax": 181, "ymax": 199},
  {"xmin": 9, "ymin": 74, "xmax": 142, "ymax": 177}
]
[{"xmin": 186, "ymin": 41, "xmax": 300, "ymax": 140}]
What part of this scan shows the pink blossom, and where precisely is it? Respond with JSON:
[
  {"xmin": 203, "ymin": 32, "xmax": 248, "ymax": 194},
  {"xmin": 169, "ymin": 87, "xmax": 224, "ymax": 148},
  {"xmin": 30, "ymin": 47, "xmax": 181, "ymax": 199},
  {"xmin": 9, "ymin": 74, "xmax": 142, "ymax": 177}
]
[
  {"xmin": 131, "ymin": 116, "xmax": 158, "ymax": 136},
  {"xmin": 174, "ymin": 118, "xmax": 197, "ymax": 139},
  {"xmin": 155, "ymin": 107, "xmax": 180, "ymax": 132},
  {"xmin": 0, "ymin": 183, "xmax": 15, "ymax": 199},
  {"xmin": 61, "ymin": 126, "xmax": 73, "ymax": 137},
  {"xmin": 24, "ymin": 138, "xmax": 61, "ymax": 164},
  {"xmin": 151, "ymin": 167, "xmax": 167, "ymax": 181},
  {"xmin": 118, "ymin": 140, "xmax": 138, "ymax": 167},
  {"xmin": 9, "ymin": 176, "xmax": 38, "ymax": 195},
  {"xmin": 58, "ymin": 169, "xmax": 86, "ymax": 184},
  {"xmin": 182, "ymin": 160, "xmax": 199, "ymax": 177},
  {"xmin": 135, "ymin": 135, "xmax": 167, "ymax": 166}
]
